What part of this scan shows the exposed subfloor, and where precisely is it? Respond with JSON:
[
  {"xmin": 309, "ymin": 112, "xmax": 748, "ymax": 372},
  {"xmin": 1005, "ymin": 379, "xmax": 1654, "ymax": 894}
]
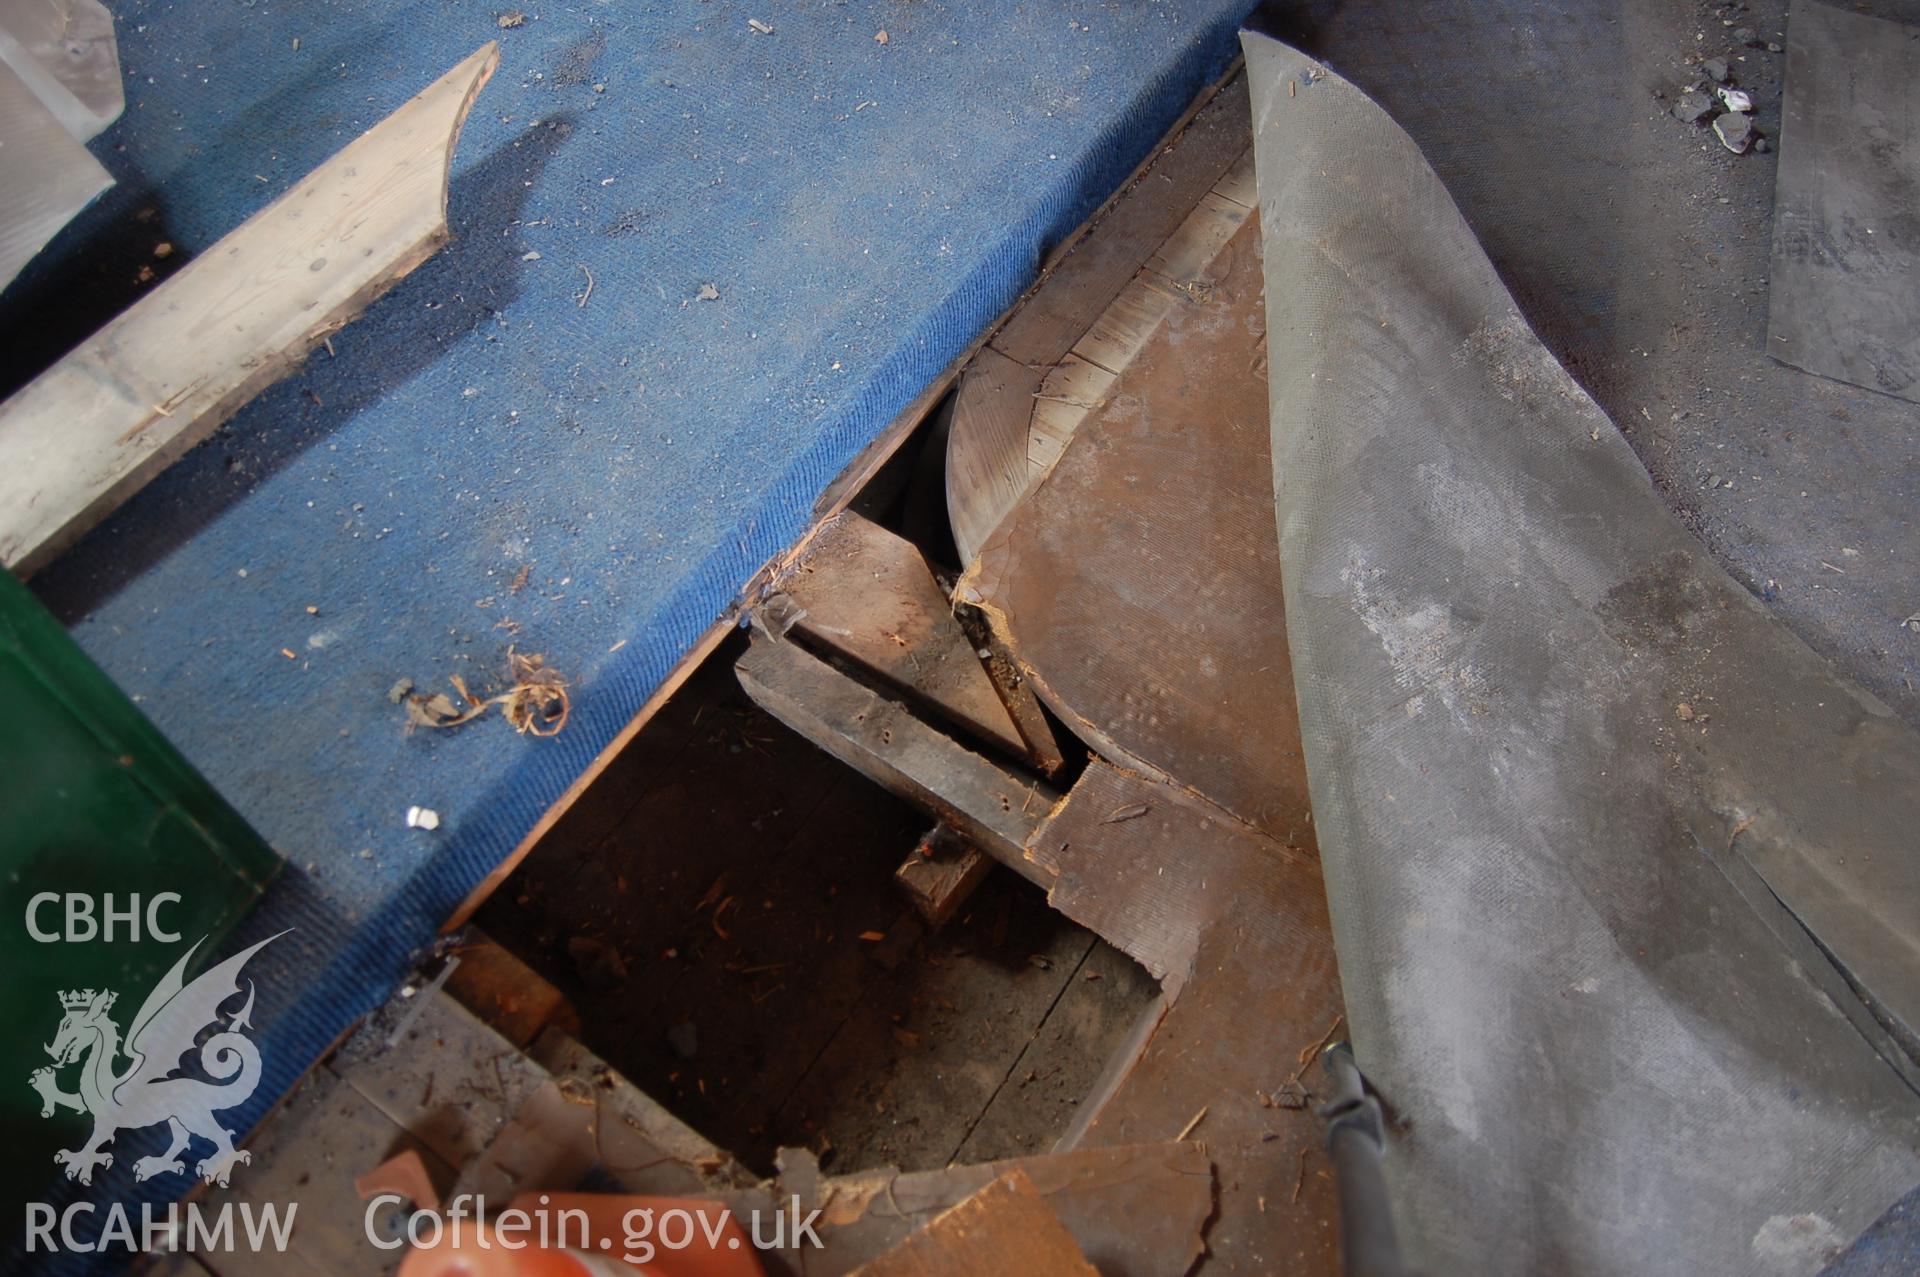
[{"xmin": 477, "ymin": 631, "xmax": 1157, "ymax": 1177}]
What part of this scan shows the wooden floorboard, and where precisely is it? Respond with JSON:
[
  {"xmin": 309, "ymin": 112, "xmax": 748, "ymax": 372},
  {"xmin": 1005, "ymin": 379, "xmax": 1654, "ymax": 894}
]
[
  {"xmin": 946, "ymin": 72, "xmax": 1252, "ymax": 565},
  {"xmin": 965, "ymin": 217, "xmax": 1310, "ymax": 845},
  {"xmin": 951, "ymin": 939, "xmax": 1157, "ymax": 1166},
  {"xmin": 1032, "ymin": 764, "xmax": 1343, "ymax": 1277},
  {"xmin": 989, "ymin": 77, "xmax": 1252, "ymax": 369},
  {"xmin": 847, "ymin": 1170, "xmax": 1100, "ymax": 1277},
  {"xmin": 774, "ymin": 511, "xmax": 1027, "ymax": 760},
  {"xmin": 772, "ymin": 896, "xmax": 1095, "ymax": 1172}
]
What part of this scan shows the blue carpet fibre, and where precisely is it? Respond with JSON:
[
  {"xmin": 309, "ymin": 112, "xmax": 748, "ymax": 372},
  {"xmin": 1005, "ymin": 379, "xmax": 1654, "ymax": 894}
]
[{"xmin": 14, "ymin": 0, "xmax": 1250, "ymax": 1259}]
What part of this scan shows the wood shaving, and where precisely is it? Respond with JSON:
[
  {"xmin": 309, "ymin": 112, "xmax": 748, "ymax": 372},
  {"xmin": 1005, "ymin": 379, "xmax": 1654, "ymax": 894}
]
[{"xmin": 404, "ymin": 648, "xmax": 571, "ymax": 737}]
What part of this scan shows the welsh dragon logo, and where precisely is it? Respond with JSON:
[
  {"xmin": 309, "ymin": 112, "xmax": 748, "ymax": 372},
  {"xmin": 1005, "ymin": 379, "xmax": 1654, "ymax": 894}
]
[{"xmin": 29, "ymin": 932, "xmax": 282, "ymax": 1188}]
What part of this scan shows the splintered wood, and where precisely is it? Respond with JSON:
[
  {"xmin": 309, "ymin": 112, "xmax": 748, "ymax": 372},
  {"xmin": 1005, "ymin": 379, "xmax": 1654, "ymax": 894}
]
[{"xmin": 405, "ymin": 650, "xmax": 570, "ymax": 737}]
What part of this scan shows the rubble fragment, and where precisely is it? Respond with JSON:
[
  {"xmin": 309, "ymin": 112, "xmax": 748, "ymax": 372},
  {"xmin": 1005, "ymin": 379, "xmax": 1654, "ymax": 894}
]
[
  {"xmin": 1672, "ymin": 91, "xmax": 1716, "ymax": 124},
  {"xmin": 1713, "ymin": 111, "xmax": 1755, "ymax": 154}
]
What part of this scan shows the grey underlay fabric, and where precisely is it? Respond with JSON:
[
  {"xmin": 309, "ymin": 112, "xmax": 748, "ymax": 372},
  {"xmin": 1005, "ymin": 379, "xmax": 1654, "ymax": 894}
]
[
  {"xmin": 1765, "ymin": 0, "xmax": 1920, "ymax": 404},
  {"xmin": 1244, "ymin": 30, "xmax": 1920, "ymax": 1277}
]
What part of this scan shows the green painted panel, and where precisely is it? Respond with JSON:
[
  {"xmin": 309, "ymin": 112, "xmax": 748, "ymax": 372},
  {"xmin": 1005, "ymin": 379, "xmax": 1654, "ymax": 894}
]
[{"xmin": 0, "ymin": 567, "xmax": 281, "ymax": 1222}]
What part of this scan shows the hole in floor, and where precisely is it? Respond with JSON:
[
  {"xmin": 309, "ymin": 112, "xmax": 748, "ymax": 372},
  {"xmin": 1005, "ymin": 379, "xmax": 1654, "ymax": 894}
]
[
  {"xmin": 477, "ymin": 402, "xmax": 1157, "ymax": 1177},
  {"xmin": 476, "ymin": 633, "xmax": 1159, "ymax": 1176}
]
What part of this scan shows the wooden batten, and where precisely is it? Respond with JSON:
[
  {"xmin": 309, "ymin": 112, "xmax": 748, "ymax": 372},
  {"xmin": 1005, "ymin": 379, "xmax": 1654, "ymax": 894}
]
[{"xmin": 0, "ymin": 44, "xmax": 500, "ymax": 575}]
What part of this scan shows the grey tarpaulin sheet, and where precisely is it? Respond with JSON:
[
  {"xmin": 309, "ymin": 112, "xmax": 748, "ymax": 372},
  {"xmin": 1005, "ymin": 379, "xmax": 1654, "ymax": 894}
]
[
  {"xmin": 1767, "ymin": 0, "xmax": 1920, "ymax": 402},
  {"xmin": 1244, "ymin": 30, "xmax": 1920, "ymax": 1277}
]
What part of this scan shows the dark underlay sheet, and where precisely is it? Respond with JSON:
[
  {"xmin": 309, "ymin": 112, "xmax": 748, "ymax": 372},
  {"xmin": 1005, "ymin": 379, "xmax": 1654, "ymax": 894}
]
[
  {"xmin": 1244, "ymin": 29, "xmax": 1920, "ymax": 1277},
  {"xmin": 1767, "ymin": 0, "xmax": 1920, "ymax": 403}
]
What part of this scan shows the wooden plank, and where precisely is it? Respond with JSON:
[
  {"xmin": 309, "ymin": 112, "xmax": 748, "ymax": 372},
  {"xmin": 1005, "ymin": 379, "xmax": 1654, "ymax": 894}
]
[
  {"xmin": 1214, "ymin": 146, "xmax": 1258, "ymax": 210},
  {"xmin": 946, "ymin": 75, "xmax": 1252, "ymax": 567},
  {"xmin": 528, "ymin": 1027, "xmax": 759, "ymax": 1193},
  {"xmin": 1030, "ymin": 763, "xmax": 1343, "ymax": 1277},
  {"xmin": 773, "ymin": 510, "xmax": 1027, "ymax": 759},
  {"xmin": 963, "ymin": 157, "xmax": 1260, "ymax": 547},
  {"xmin": 1069, "ymin": 272, "xmax": 1188, "ymax": 377},
  {"xmin": 967, "ymin": 621, "xmax": 1068, "ymax": 778},
  {"xmin": 1029, "ymin": 354, "xmax": 1116, "ymax": 478},
  {"xmin": 946, "ymin": 346, "xmax": 1044, "ymax": 567},
  {"xmin": 990, "ymin": 76, "xmax": 1252, "ymax": 369},
  {"xmin": 695, "ymin": 1142, "xmax": 1211, "ymax": 1277},
  {"xmin": 953, "ymin": 939, "xmax": 1158, "ymax": 1165},
  {"xmin": 0, "ymin": 44, "xmax": 499, "ymax": 575},
  {"xmin": 895, "ymin": 822, "xmax": 993, "ymax": 928},
  {"xmin": 195, "ymin": 1067, "xmax": 453, "ymax": 1277},
  {"xmin": 442, "ymin": 927, "xmax": 580, "ymax": 1049},
  {"xmin": 1146, "ymin": 188, "xmax": 1254, "ymax": 285},
  {"xmin": 771, "ymin": 897, "xmax": 1096, "ymax": 1173},
  {"xmin": 453, "ymin": 1078, "xmax": 600, "ymax": 1201},
  {"xmin": 849, "ymin": 1170, "xmax": 1099, "ymax": 1277},
  {"xmin": 734, "ymin": 634, "xmax": 1057, "ymax": 879},
  {"xmin": 328, "ymin": 988, "xmax": 548, "ymax": 1173}
]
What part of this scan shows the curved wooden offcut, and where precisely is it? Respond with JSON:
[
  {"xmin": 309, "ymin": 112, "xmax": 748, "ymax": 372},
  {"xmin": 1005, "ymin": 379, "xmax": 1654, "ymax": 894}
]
[{"xmin": 0, "ymin": 43, "xmax": 499, "ymax": 574}]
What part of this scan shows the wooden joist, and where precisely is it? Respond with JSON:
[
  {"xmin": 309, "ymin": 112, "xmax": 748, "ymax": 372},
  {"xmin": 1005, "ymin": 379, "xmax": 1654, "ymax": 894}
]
[
  {"xmin": 734, "ymin": 634, "xmax": 1058, "ymax": 881},
  {"xmin": 0, "ymin": 43, "xmax": 499, "ymax": 574},
  {"xmin": 732, "ymin": 634, "xmax": 1345, "ymax": 1273}
]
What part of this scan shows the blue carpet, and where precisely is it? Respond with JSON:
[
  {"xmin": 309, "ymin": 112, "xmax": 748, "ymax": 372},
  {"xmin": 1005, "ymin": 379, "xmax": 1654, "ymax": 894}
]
[{"xmin": 10, "ymin": 0, "xmax": 1250, "ymax": 1265}]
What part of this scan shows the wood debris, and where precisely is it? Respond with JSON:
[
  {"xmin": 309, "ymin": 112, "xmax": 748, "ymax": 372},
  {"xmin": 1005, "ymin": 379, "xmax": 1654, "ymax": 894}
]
[{"xmin": 404, "ymin": 649, "xmax": 571, "ymax": 736}]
